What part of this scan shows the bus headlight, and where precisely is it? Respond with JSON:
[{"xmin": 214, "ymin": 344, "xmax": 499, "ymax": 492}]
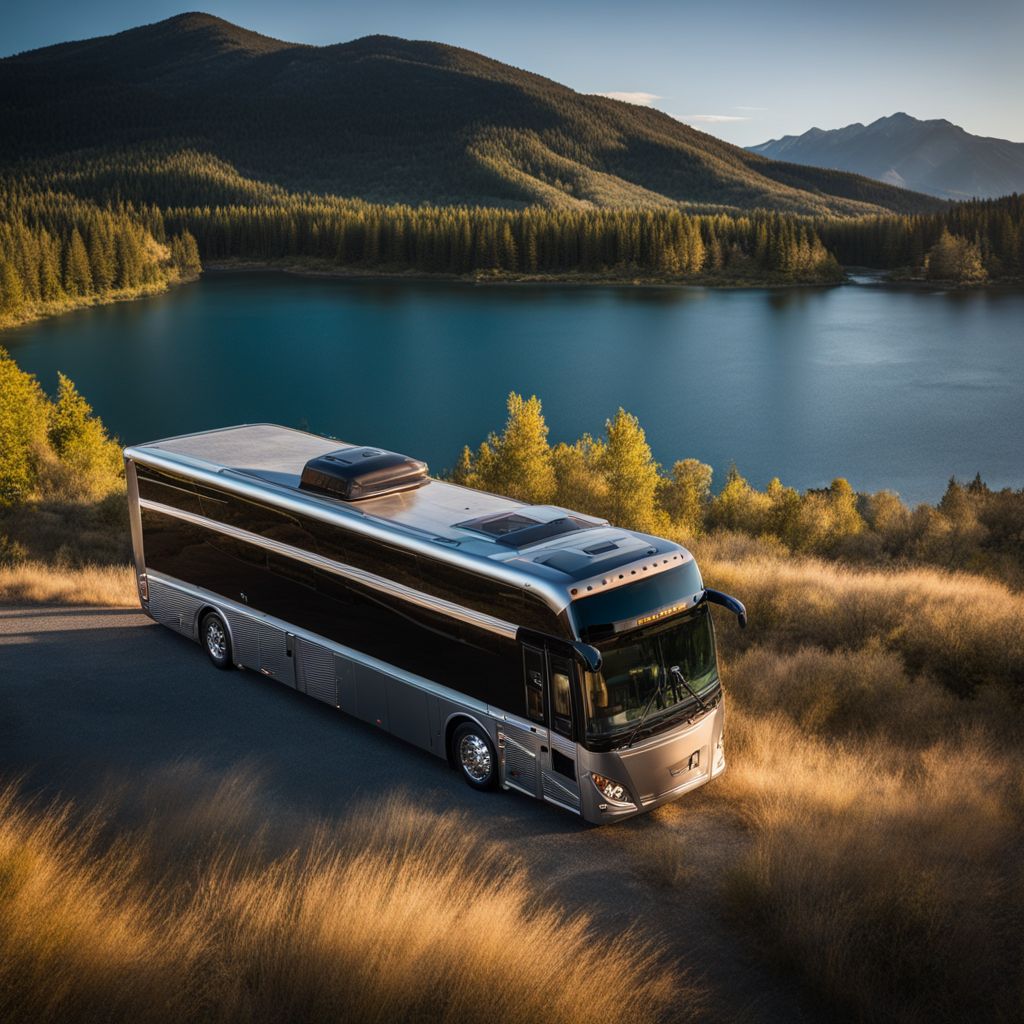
[{"xmin": 591, "ymin": 772, "xmax": 633, "ymax": 805}]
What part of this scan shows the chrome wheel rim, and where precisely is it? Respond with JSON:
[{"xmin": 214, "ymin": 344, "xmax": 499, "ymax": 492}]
[
  {"xmin": 206, "ymin": 620, "xmax": 227, "ymax": 660},
  {"xmin": 459, "ymin": 734, "xmax": 493, "ymax": 782}
]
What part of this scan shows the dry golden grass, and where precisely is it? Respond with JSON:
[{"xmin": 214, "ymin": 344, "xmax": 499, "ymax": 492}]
[
  {"xmin": 5, "ymin": 530, "xmax": 1022, "ymax": 1021},
  {"xmin": 637, "ymin": 535, "xmax": 1024, "ymax": 1022},
  {"xmin": 0, "ymin": 561, "xmax": 135, "ymax": 606},
  {"xmin": 714, "ymin": 708, "xmax": 1024, "ymax": 1024},
  {"xmin": 696, "ymin": 532, "xmax": 1024, "ymax": 696},
  {"xmin": 0, "ymin": 773, "xmax": 693, "ymax": 1024}
]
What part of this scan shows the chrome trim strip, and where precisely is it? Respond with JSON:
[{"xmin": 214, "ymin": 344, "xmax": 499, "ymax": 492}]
[
  {"xmin": 139, "ymin": 498, "xmax": 520, "ymax": 640},
  {"xmin": 542, "ymin": 792, "xmax": 582, "ymax": 815},
  {"xmin": 639, "ymin": 769, "xmax": 712, "ymax": 807},
  {"xmin": 148, "ymin": 570, "xmax": 492, "ymax": 716},
  {"xmin": 442, "ymin": 709, "xmax": 495, "ymax": 744},
  {"xmin": 126, "ymin": 445, "xmax": 573, "ymax": 614}
]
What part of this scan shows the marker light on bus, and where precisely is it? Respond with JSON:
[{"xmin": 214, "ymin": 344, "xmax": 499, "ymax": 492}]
[{"xmin": 591, "ymin": 772, "xmax": 633, "ymax": 805}]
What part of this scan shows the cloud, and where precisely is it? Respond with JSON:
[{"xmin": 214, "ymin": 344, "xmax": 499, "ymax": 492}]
[
  {"xmin": 734, "ymin": 105, "xmax": 768, "ymax": 112},
  {"xmin": 672, "ymin": 114, "xmax": 750, "ymax": 124},
  {"xmin": 595, "ymin": 91, "xmax": 662, "ymax": 106}
]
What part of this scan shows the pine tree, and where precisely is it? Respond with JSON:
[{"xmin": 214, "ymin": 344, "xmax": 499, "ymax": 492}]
[
  {"xmin": 474, "ymin": 393, "xmax": 555, "ymax": 503},
  {"xmin": 64, "ymin": 228, "xmax": 94, "ymax": 295},
  {"xmin": 38, "ymin": 231, "xmax": 63, "ymax": 301},
  {"xmin": 0, "ymin": 348, "xmax": 49, "ymax": 504},
  {"xmin": 87, "ymin": 221, "xmax": 115, "ymax": 292},
  {"xmin": 0, "ymin": 256, "xmax": 25, "ymax": 318},
  {"xmin": 170, "ymin": 230, "xmax": 202, "ymax": 276},
  {"xmin": 599, "ymin": 409, "xmax": 663, "ymax": 532},
  {"xmin": 47, "ymin": 372, "xmax": 123, "ymax": 499}
]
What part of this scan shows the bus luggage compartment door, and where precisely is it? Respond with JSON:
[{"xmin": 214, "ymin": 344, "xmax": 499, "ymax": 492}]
[
  {"xmin": 256, "ymin": 622, "xmax": 295, "ymax": 688},
  {"xmin": 296, "ymin": 637, "xmax": 337, "ymax": 706},
  {"xmin": 501, "ymin": 718, "xmax": 542, "ymax": 798}
]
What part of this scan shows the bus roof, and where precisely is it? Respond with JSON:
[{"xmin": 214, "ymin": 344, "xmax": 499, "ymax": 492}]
[{"xmin": 125, "ymin": 423, "xmax": 698, "ymax": 614}]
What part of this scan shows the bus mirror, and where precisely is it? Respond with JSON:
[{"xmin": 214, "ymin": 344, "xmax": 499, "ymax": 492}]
[
  {"xmin": 704, "ymin": 588, "xmax": 748, "ymax": 629},
  {"xmin": 572, "ymin": 642, "xmax": 603, "ymax": 673}
]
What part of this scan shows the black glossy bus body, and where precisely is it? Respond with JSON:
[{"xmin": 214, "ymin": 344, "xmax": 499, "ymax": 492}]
[{"xmin": 136, "ymin": 464, "xmax": 571, "ymax": 720}]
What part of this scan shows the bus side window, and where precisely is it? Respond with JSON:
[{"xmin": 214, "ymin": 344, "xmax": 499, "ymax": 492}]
[
  {"xmin": 523, "ymin": 647, "xmax": 546, "ymax": 725},
  {"xmin": 550, "ymin": 655, "xmax": 573, "ymax": 738}
]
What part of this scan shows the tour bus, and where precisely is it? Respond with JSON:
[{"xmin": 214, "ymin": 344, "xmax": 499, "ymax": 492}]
[{"xmin": 124, "ymin": 424, "xmax": 746, "ymax": 823}]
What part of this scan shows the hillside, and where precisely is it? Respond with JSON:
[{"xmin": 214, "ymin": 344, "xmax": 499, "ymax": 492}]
[
  {"xmin": 0, "ymin": 13, "xmax": 942, "ymax": 216},
  {"xmin": 749, "ymin": 113, "xmax": 1024, "ymax": 200}
]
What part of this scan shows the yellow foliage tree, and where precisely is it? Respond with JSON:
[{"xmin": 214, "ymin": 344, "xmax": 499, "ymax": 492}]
[
  {"xmin": 46, "ymin": 373, "xmax": 124, "ymax": 500},
  {"xmin": 708, "ymin": 464, "xmax": 772, "ymax": 534},
  {"xmin": 598, "ymin": 409, "xmax": 665, "ymax": 533},
  {"xmin": 452, "ymin": 393, "xmax": 555, "ymax": 504},
  {"xmin": 552, "ymin": 435, "xmax": 608, "ymax": 518},
  {"xmin": 0, "ymin": 349, "xmax": 49, "ymax": 505},
  {"xmin": 659, "ymin": 458, "xmax": 713, "ymax": 535}
]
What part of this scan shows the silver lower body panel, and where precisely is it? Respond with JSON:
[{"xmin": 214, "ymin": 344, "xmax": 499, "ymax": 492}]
[{"xmin": 142, "ymin": 571, "xmax": 493, "ymax": 763}]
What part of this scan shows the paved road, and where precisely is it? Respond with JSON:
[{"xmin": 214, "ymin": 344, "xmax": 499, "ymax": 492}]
[{"xmin": 0, "ymin": 606, "xmax": 819, "ymax": 1023}]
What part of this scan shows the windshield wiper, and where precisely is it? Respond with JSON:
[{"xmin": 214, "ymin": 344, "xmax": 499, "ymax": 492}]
[
  {"xmin": 670, "ymin": 665, "xmax": 708, "ymax": 713},
  {"xmin": 624, "ymin": 671, "xmax": 667, "ymax": 748}
]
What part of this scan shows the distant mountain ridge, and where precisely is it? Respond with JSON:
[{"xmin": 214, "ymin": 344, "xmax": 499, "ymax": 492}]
[
  {"xmin": 748, "ymin": 113, "xmax": 1024, "ymax": 200},
  {"xmin": 0, "ymin": 13, "xmax": 942, "ymax": 215}
]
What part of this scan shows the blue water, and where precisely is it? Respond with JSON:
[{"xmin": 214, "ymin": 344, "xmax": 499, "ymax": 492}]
[{"xmin": 4, "ymin": 272, "xmax": 1023, "ymax": 504}]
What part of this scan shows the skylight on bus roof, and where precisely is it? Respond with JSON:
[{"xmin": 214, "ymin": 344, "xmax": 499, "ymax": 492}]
[{"xmin": 457, "ymin": 512, "xmax": 542, "ymax": 536}]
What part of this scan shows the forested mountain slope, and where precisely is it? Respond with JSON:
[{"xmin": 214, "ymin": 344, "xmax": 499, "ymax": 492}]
[{"xmin": 0, "ymin": 13, "xmax": 942, "ymax": 216}]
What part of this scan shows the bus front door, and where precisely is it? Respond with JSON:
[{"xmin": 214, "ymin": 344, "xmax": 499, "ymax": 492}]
[
  {"xmin": 500, "ymin": 645, "xmax": 547, "ymax": 799},
  {"xmin": 540, "ymin": 651, "xmax": 581, "ymax": 812},
  {"xmin": 512, "ymin": 644, "xmax": 581, "ymax": 813}
]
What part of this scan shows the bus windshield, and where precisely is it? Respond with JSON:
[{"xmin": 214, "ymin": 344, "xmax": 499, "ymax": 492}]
[{"xmin": 582, "ymin": 603, "xmax": 719, "ymax": 741}]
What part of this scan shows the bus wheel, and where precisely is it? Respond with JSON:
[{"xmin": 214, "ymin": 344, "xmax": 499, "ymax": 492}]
[
  {"xmin": 453, "ymin": 723, "xmax": 498, "ymax": 791},
  {"xmin": 200, "ymin": 611, "xmax": 233, "ymax": 670}
]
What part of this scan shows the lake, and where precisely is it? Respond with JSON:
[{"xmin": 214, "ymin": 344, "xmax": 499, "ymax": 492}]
[{"xmin": 4, "ymin": 272, "xmax": 1023, "ymax": 504}]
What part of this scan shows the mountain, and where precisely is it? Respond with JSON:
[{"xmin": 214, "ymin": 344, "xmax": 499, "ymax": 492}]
[
  {"xmin": 749, "ymin": 113, "xmax": 1024, "ymax": 201},
  {"xmin": 0, "ymin": 13, "xmax": 942, "ymax": 216}
]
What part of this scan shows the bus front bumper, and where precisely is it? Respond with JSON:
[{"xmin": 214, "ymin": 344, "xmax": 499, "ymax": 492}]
[{"xmin": 578, "ymin": 701, "xmax": 726, "ymax": 823}]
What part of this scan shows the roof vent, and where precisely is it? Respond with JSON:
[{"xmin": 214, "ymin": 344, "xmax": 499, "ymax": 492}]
[
  {"xmin": 457, "ymin": 510, "xmax": 598, "ymax": 548},
  {"xmin": 299, "ymin": 447, "xmax": 428, "ymax": 501}
]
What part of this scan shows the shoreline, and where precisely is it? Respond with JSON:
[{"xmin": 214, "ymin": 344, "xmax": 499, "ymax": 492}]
[
  {"xmin": 0, "ymin": 274, "xmax": 198, "ymax": 334},
  {"xmin": 2, "ymin": 262, "xmax": 1018, "ymax": 336},
  {"xmin": 203, "ymin": 259, "xmax": 1024, "ymax": 292},
  {"xmin": 201, "ymin": 259, "xmax": 844, "ymax": 290}
]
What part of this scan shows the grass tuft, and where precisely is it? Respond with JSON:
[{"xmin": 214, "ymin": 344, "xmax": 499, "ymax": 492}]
[{"xmin": 0, "ymin": 776, "xmax": 692, "ymax": 1024}]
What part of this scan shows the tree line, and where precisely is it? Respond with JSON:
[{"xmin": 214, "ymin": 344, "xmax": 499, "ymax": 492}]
[
  {"xmin": 163, "ymin": 201, "xmax": 843, "ymax": 282},
  {"xmin": 454, "ymin": 393, "xmax": 1024, "ymax": 587},
  {"xmin": 0, "ymin": 184, "xmax": 200, "ymax": 325},
  {"xmin": 2, "ymin": 154, "xmax": 1023, "ymax": 325},
  {"xmin": 817, "ymin": 194, "xmax": 1024, "ymax": 281}
]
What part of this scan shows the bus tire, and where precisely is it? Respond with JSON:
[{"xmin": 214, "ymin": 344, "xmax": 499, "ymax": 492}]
[
  {"xmin": 452, "ymin": 722, "xmax": 498, "ymax": 791},
  {"xmin": 200, "ymin": 611, "xmax": 233, "ymax": 670}
]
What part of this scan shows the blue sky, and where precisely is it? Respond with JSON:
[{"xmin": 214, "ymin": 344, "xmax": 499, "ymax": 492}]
[{"xmin": 5, "ymin": 0, "xmax": 1022, "ymax": 146}]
